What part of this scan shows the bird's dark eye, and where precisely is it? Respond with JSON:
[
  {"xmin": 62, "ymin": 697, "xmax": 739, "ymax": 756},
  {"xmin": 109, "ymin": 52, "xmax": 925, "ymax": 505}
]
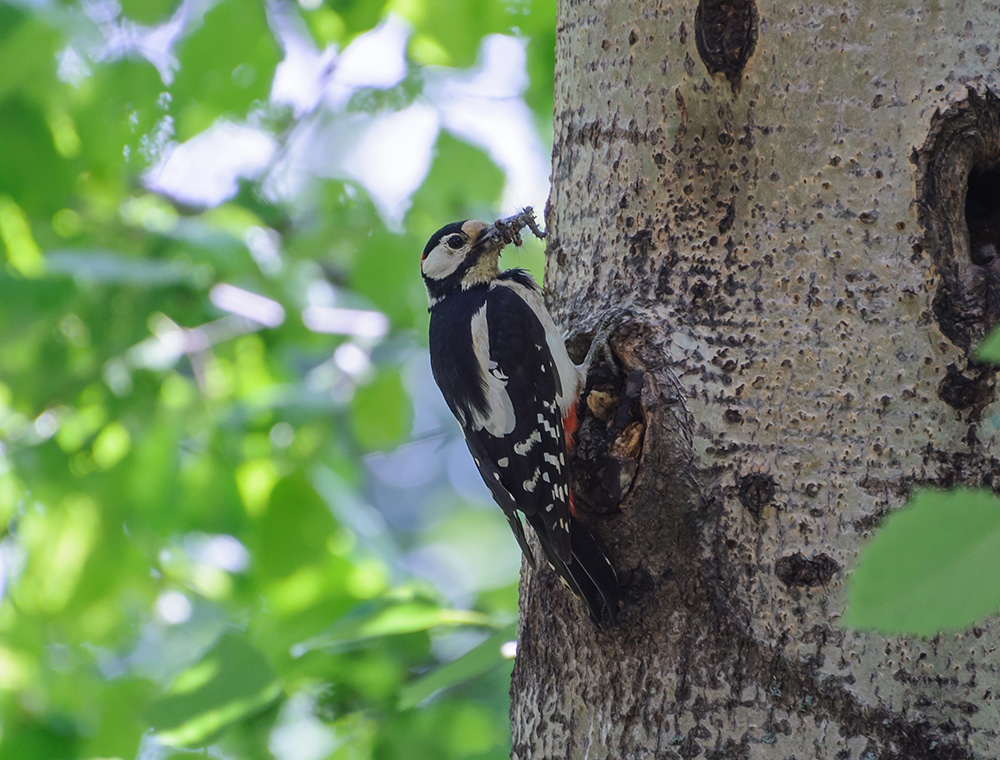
[{"xmin": 446, "ymin": 235, "xmax": 465, "ymax": 250}]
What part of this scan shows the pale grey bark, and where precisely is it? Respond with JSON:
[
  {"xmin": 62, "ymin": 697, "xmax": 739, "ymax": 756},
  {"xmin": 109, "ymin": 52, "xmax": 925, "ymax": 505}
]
[{"xmin": 511, "ymin": 1, "xmax": 1000, "ymax": 758}]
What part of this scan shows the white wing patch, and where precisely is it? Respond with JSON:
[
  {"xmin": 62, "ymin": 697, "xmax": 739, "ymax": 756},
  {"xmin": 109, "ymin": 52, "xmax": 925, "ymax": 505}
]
[{"xmin": 469, "ymin": 302, "xmax": 516, "ymax": 436}]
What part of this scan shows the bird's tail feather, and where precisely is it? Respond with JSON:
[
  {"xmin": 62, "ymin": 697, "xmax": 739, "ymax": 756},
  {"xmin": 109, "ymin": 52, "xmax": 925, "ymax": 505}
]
[
  {"xmin": 567, "ymin": 524, "xmax": 622, "ymax": 624},
  {"xmin": 537, "ymin": 521, "xmax": 622, "ymax": 624}
]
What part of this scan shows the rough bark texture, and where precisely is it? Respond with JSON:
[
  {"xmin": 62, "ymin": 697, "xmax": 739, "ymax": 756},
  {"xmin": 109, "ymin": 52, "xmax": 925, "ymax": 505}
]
[{"xmin": 511, "ymin": 1, "xmax": 1000, "ymax": 758}]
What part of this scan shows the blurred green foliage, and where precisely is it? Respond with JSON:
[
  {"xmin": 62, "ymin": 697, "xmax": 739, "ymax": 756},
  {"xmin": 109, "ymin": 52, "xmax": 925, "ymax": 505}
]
[{"xmin": 0, "ymin": 0, "xmax": 554, "ymax": 757}]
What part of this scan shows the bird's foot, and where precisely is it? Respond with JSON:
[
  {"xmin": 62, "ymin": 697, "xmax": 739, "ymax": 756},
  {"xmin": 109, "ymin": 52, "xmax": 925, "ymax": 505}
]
[{"xmin": 581, "ymin": 308, "xmax": 629, "ymax": 377}]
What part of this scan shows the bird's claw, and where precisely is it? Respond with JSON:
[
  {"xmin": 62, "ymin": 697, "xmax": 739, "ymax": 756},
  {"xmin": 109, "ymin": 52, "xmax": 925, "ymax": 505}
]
[{"xmin": 582, "ymin": 308, "xmax": 629, "ymax": 375}]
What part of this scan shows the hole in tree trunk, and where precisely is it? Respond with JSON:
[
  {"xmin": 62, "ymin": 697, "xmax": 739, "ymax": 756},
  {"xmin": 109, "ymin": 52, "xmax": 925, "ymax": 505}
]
[
  {"xmin": 914, "ymin": 87, "xmax": 1000, "ymax": 356},
  {"xmin": 694, "ymin": 0, "xmax": 758, "ymax": 94},
  {"xmin": 569, "ymin": 356, "xmax": 646, "ymax": 516},
  {"xmin": 966, "ymin": 162, "xmax": 1000, "ymax": 266},
  {"xmin": 913, "ymin": 88, "xmax": 1000, "ymax": 417}
]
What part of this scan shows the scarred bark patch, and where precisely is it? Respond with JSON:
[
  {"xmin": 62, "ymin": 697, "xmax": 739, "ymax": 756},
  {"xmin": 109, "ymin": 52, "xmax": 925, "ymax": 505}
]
[
  {"xmin": 774, "ymin": 552, "xmax": 840, "ymax": 588},
  {"xmin": 937, "ymin": 362, "xmax": 995, "ymax": 412},
  {"xmin": 736, "ymin": 471, "xmax": 776, "ymax": 520}
]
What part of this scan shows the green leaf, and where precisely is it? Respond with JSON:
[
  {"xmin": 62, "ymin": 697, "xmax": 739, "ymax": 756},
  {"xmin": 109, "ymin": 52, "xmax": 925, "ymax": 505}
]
[
  {"xmin": 399, "ymin": 622, "xmax": 516, "ymax": 709},
  {"xmin": 329, "ymin": 0, "xmax": 388, "ymax": 38},
  {"xmin": 15, "ymin": 494, "xmax": 100, "ymax": 614},
  {"xmin": 120, "ymin": 0, "xmax": 179, "ymax": 24},
  {"xmin": 302, "ymin": 601, "xmax": 493, "ymax": 651},
  {"xmin": 844, "ymin": 487, "xmax": 1000, "ymax": 636},
  {"xmin": 0, "ymin": 195, "xmax": 45, "ymax": 276},
  {"xmin": 253, "ymin": 473, "xmax": 339, "ymax": 578},
  {"xmin": 46, "ymin": 250, "xmax": 195, "ymax": 286},
  {"xmin": 520, "ymin": 0, "xmax": 558, "ymax": 119},
  {"xmin": 171, "ymin": 0, "xmax": 280, "ymax": 137},
  {"xmin": 0, "ymin": 11, "xmax": 59, "ymax": 104},
  {"xmin": 396, "ymin": 0, "xmax": 509, "ymax": 69},
  {"xmin": 976, "ymin": 323, "xmax": 1000, "ymax": 364},
  {"xmin": 349, "ymin": 369, "xmax": 412, "ymax": 451},
  {"xmin": 0, "ymin": 716, "xmax": 80, "ymax": 760},
  {"xmin": 0, "ymin": 98, "xmax": 74, "ymax": 215},
  {"xmin": 81, "ymin": 676, "xmax": 156, "ymax": 760},
  {"xmin": 148, "ymin": 632, "xmax": 280, "ymax": 747},
  {"xmin": 72, "ymin": 58, "xmax": 167, "ymax": 176},
  {"xmin": 91, "ymin": 420, "xmax": 132, "ymax": 470}
]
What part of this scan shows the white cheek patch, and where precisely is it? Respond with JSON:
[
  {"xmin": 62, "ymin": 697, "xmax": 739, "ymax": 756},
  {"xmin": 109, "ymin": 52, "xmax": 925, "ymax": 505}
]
[
  {"xmin": 421, "ymin": 244, "xmax": 463, "ymax": 281},
  {"xmin": 470, "ymin": 302, "xmax": 516, "ymax": 436}
]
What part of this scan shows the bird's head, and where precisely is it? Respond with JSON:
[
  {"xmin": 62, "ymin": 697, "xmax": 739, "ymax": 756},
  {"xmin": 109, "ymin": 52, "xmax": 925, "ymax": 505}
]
[{"xmin": 420, "ymin": 219, "xmax": 507, "ymax": 306}]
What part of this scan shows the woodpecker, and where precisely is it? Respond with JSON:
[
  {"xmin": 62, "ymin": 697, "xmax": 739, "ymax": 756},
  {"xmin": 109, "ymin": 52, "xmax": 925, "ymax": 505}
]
[{"xmin": 421, "ymin": 212, "xmax": 622, "ymax": 623}]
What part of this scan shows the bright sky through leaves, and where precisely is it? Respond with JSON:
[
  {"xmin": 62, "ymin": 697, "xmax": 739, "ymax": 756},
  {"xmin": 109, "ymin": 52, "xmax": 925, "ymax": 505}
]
[{"xmin": 146, "ymin": 10, "xmax": 550, "ymax": 223}]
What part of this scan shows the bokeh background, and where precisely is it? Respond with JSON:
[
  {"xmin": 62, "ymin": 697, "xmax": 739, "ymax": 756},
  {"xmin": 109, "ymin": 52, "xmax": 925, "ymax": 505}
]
[{"xmin": 0, "ymin": 0, "xmax": 555, "ymax": 757}]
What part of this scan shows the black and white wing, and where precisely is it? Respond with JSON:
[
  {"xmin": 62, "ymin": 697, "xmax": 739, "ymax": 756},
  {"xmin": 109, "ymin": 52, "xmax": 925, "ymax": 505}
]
[
  {"xmin": 428, "ymin": 283, "xmax": 574, "ymax": 564},
  {"xmin": 463, "ymin": 283, "xmax": 574, "ymax": 563}
]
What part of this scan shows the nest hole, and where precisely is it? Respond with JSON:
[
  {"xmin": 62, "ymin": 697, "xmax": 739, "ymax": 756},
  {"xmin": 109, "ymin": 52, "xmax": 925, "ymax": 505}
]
[
  {"xmin": 966, "ymin": 161, "xmax": 1000, "ymax": 266},
  {"xmin": 568, "ymin": 348, "xmax": 647, "ymax": 516},
  {"xmin": 914, "ymin": 87, "xmax": 1000, "ymax": 401}
]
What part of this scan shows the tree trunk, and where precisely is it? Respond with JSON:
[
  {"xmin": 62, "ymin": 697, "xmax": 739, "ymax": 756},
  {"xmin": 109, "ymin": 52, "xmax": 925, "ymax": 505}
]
[{"xmin": 511, "ymin": 0, "xmax": 1000, "ymax": 757}]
